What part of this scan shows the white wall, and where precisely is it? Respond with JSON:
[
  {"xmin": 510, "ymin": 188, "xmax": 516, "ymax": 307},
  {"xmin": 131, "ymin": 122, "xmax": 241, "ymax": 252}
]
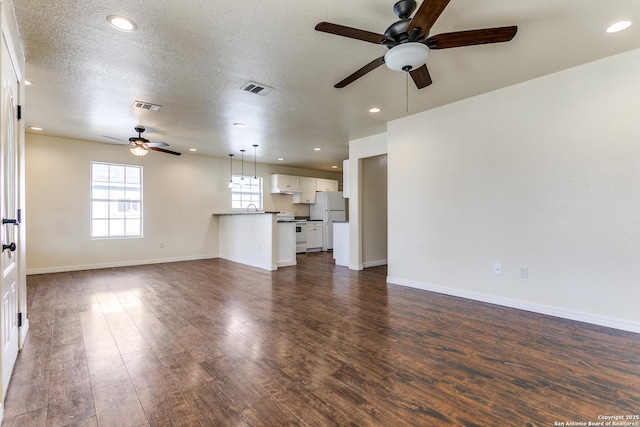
[
  {"xmin": 387, "ymin": 48, "xmax": 640, "ymax": 333},
  {"xmin": 26, "ymin": 134, "xmax": 341, "ymax": 273}
]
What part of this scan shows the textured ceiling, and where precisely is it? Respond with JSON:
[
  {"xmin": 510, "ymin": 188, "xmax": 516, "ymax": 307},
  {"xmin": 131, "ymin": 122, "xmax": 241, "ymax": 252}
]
[{"xmin": 12, "ymin": 0, "xmax": 640, "ymax": 171}]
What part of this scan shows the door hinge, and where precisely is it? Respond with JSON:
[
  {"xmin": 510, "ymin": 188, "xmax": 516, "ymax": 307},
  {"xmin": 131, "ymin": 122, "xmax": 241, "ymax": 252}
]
[
  {"xmin": 17, "ymin": 312, "xmax": 22, "ymax": 327},
  {"xmin": 17, "ymin": 105, "xmax": 22, "ymax": 120}
]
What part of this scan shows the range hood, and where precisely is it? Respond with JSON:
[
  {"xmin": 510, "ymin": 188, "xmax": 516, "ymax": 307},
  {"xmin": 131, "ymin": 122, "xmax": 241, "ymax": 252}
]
[{"xmin": 272, "ymin": 187, "xmax": 302, "ymax": 195}]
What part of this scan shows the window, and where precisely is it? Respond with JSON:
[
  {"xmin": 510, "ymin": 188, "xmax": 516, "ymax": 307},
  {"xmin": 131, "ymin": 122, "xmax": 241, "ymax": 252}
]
[
  {"xmin": 231, "ymin": 175, "xmax": 262, "ymax": 210},
  {"xmin": 91, "ymin": 162, "xmax": 142, "ymax": 238}
]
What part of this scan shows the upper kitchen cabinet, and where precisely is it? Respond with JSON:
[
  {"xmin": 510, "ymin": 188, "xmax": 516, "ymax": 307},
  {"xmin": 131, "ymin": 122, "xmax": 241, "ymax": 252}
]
[
  {"xmin": 271, "ymin": 174, "xmax": 300, "ymax": 194},
  {"xmin": 293, "ymin": 177, "xmax": 317, "ymax": 204},
  {"xmin": 316, "ymin": 178, "xmax": 339, "ymax": 192}
]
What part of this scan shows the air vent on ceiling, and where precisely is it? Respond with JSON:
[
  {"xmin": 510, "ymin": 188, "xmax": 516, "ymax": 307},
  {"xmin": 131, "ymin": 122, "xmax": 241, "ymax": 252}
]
[
  {"xmin": 132, "ymin": 100, "xmax": 163, "ymax": 111},
  {"xmin": 240, "ymin": 81, "xmax": 274, "ymax": 96}
]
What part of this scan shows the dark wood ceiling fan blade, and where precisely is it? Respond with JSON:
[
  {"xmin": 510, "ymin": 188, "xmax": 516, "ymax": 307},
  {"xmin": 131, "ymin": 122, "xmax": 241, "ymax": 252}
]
[
  {"xmin": 334, "ymin": 56, "xmax": 385, "ymax": 88},
  {"xmin": 426, "ymin": 26, "xmax": 518, "ymax": 49},
  {"xmin": 150, "ymin": 147, "xmax": 181, "ymax": 156},
  {"xmin": 315, "ymin": 22, "xmax": 394, "ymax": 44},
  {"xmin": 146, "ymin": 141, "xmax": 169, "ymax": 147},
  {"xmin": 409, "ymin": 64, "xmax": 432, "ymax": 89},
  {"xmin": 407, "ymin": 0, "xmax": 451, "ymax": 39}
]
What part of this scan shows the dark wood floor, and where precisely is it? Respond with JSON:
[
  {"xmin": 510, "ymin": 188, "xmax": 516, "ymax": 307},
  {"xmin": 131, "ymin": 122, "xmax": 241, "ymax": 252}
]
[{"xmin": 2, "ymin": 252, "xmax": 639, "ymax": 426}]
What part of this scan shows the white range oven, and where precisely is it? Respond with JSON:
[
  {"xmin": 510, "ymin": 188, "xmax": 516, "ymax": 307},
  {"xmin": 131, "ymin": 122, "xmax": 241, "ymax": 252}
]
[
  {"xmin": 277, "ymin": 212, "xmax": 307, "ymax": 253},
  {"xmin": 295, "ymin": 220, "xmax": 307, "ymax": 253}
]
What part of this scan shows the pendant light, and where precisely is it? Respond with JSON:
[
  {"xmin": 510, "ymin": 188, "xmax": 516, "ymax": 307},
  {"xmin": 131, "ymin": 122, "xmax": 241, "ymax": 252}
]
[
  {"xmin": 227, "ymin": 154, "xmax": 234, "ymax": 189},
  {"xmin": 240, "ymin": 149, "xmax": 245, "ymax": 181},
  {"xmin": 252, "ymin": 144, "xmax": 258, "ymax": 179}
]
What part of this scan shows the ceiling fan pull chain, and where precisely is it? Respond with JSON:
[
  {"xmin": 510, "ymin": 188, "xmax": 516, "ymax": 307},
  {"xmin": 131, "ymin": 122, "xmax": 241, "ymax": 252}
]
[{"xmin": 406, "ymin": 72, "xmax": 409, "ymax": 113}]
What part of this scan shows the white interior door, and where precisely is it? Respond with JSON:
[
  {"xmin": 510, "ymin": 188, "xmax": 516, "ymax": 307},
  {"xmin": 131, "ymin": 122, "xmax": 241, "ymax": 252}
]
[{"xmin": 0, "ymin": 35, "xmax": 20, "ymax": 397}]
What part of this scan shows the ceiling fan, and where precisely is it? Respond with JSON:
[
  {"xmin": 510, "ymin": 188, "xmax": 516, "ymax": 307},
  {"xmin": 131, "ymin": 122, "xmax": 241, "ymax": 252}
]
[
  {"xmin": 124, "ymin": 126, "xmax": 181, "ymax": 157},
  {"xmin": 315, "ymin": 0, "xmax": 517, "ymax": 89}
]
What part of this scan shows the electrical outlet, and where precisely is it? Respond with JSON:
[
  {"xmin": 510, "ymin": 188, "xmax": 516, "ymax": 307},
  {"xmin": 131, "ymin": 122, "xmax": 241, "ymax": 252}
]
[
  {"xmin": 159, "ymin": 242, "xmax": 164, "ymax": 248},
  {"xmin": 519, "ymin": 267, "xmax": 528, "ymax": 279},
  {"xmin": 493, "ymin": 263, "xmax": 502, "ymax": 275}
]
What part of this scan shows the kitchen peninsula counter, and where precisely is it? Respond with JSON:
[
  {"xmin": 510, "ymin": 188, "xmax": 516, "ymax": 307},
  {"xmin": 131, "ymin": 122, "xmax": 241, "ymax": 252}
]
[{"xmin": 213, "ymin": 212, "xmax": 295, "ymax": 270}]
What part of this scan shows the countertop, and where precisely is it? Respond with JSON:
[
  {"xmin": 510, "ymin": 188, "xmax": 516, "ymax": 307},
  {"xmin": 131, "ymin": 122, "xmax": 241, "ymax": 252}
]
[{"xmin": 212, "ymin": 211, "xmax": 278, "ymax": 216}]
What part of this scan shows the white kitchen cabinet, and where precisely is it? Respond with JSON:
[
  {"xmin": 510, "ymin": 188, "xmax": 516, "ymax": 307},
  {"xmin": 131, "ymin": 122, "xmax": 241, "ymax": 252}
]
[
  {"xmin": 306, "ymin": 221, "xmax": 323, "ymax": 252},
  {"xmin": 293, "ymin": 177, "xmax": 317, "ymax": 204},
  {"xmin": 316, "ymin": 178, "xmax": 338, "ymax": 192},
  {"xmin": 271, "ymin": 174, "xmax": 300, "ymax": 194}
]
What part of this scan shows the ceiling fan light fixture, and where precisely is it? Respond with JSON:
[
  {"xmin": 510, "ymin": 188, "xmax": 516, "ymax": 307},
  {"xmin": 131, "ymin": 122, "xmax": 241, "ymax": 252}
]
[
  {"xmin": 384, "ymin": 43, "xmax": 429, "ymax": 72},
  {"xmin": 129, "ymin": 146, "xmax": 149, "ymax": 157}
]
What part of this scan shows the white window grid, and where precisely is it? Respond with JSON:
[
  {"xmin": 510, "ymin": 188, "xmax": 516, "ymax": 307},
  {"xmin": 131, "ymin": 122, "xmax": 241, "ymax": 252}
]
[
  {"xmin": 91, "ymin": 162, "xmax": 143, "ymax": 238},
  {"xmin": 231, "ymin": 175, "xmax": 263, "ymax": 210}
]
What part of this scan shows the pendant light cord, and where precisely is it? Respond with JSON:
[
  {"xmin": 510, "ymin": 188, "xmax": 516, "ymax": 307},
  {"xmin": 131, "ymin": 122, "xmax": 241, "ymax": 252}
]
[
  {"xmin": 228, "ymin": 154, "xmax": 234, "ymax": 189},
  {"xmin": 253, "ymin": 144, "xmax": 258, "ymax": 179}
]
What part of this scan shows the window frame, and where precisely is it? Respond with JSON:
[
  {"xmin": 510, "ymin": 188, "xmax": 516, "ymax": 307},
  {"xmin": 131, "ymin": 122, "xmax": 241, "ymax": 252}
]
[
  {"xmin": 230, "ymin": 175, "xmax": 263, "ymax": 211},
  {"xmin": 90, "ymin": 161, "xmax": 143, "ymax": 239}
]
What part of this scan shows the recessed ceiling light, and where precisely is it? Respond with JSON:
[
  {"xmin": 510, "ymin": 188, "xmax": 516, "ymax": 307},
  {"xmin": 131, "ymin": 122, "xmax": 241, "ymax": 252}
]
[
  {"xmin": 369, "ymin": 107, "xmax": 381, "ymax": 113},
  {"xmin": 331, "ymin": 165, "xmax": 338, "ymax": 169},
  {"xmin": 189, "ymin": 148, "xmax": 197, "ymax": 152},
  {"xmin": 107, "ymin": 15, "xmax": 137, "ymax": 32},
  {"xmin": 233, "ymin": 122, "xmax": 246, "ymax": 128},
  {"xmin": 277, "ymin": 158, "xmax": 285, "ymax": 161},
  {"xmin": 24, "ymin": 80, "xmax": 32, "ymax": 86},
  {"xmin": 29, "ymin": 126, "xmax": 43, "ymax": 131},
  {"xmin": 314, "ymin": 148, "xmax": 322, "ymax": 151},
  {"xmin": 606, "ymin": 20, "xmax": 632, "ymax": 33}
]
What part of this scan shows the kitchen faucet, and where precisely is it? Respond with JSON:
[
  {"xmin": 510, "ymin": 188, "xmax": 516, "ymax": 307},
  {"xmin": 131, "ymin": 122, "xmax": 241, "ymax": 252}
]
[{"xmin": 246, "ymin": 204, "xmax": 258, "ymax": 212}]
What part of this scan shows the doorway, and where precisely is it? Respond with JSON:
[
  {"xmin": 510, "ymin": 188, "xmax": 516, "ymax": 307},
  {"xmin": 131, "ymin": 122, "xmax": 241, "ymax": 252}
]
[{"xmin": 361, "ymin": 154, "xmax": 388, "ymax": 268}]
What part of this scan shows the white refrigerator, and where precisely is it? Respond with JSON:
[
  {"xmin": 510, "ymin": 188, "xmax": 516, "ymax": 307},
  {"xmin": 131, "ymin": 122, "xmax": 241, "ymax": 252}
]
[{"xmin": 310, "ymin": 191, "xmax": 345, "ymax": 251}]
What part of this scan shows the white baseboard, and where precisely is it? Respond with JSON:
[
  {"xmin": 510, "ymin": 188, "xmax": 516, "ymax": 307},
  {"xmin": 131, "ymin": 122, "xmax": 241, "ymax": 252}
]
[
  {"xmin": 26, "ymin": 254, "xmax": 219, "ymax": 275},
  {"xmin": 219, "ymin": 256, "xmax": 277, "ymax": 271},
  {"xmin": 277, "ymin": 260, "xmax": 297, "ymax": 268},
  {"xmin": 386, "ymin": 276, "xmax": 640, "ymax": 334},
  {"xmin": 363, "ymin": 259, "xmax": 388, "ymax": 268}
]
